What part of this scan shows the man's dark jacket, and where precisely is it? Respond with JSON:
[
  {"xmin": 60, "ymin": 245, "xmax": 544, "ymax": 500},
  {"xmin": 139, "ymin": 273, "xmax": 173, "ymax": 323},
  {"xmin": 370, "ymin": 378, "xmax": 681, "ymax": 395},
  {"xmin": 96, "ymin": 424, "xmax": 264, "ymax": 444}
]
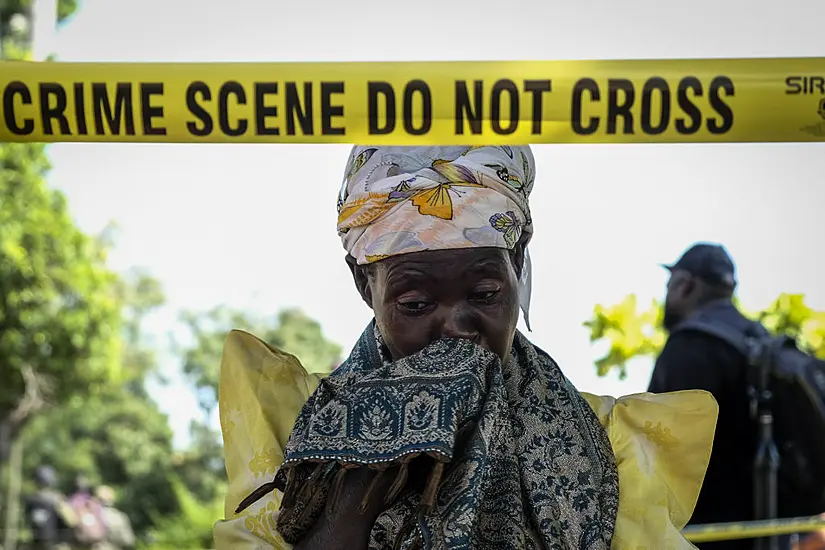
[{"xmin": 648, "ymin": 300, "xmax": 760, "ymax": 550}]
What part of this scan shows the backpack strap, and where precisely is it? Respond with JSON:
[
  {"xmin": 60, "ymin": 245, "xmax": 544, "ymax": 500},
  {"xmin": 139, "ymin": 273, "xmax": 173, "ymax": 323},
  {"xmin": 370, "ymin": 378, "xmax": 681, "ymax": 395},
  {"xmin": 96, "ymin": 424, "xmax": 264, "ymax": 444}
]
[
  {"xmin": 673, "ymin": 317, "xmax": 749, "ymax": 355},
  {"xmin": 672, "ymin": 315, "xmax": 773, "ymax": 417}
]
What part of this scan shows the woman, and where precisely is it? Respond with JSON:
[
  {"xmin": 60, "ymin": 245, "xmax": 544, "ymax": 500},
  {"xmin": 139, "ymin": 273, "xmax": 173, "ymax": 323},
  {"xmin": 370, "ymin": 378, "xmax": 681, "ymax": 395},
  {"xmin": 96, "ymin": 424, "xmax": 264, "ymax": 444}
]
[{"xmin": 214, "ymin": 145, "xmax": 718, "ymax": 549}]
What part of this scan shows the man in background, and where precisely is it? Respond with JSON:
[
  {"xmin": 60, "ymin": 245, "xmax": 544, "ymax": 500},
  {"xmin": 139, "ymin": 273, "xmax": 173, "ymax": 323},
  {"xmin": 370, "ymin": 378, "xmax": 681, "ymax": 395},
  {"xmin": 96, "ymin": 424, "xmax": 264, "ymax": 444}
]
[
  {"xmin": 648, "ymin": 243, "xmax": 760, "ymax": 549},
  {"xmin": 24, "ymin": 465, "xmax": 76, "ymax": 550}
]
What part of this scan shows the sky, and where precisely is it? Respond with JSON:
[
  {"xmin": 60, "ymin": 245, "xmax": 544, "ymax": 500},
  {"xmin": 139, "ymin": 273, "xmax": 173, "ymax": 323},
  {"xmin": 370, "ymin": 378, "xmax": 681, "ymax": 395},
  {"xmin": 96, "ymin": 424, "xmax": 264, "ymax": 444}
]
[{"xmin": 41, "ymin": 0, "xmax": 825, "ymax": 447}]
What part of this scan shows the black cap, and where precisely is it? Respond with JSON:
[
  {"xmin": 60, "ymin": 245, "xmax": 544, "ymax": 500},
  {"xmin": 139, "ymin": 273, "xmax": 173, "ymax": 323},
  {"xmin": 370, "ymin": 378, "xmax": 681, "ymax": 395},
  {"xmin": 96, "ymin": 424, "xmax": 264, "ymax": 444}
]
[{"xmin": 663, "ymin": 243, "xmax": 737, "ymax": 287}]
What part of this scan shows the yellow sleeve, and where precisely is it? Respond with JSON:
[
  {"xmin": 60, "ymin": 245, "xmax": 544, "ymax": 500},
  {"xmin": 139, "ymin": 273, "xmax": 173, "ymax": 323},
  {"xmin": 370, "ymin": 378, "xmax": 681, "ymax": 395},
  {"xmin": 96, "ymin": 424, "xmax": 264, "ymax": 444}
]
[
  {"xmin": 581, "ymin": 390, "xmax": 718, "ymax": 549},
  {"xmin": 213, "ymin": 330, "xmax": 322, "ymax": 550}
]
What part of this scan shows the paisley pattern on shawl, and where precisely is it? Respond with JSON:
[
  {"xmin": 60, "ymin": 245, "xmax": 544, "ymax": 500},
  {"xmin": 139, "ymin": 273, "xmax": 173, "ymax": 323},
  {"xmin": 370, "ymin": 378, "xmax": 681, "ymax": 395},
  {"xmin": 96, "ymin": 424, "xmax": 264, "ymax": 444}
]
[{"xmin": 267, "ymin": 322, "xmax": 619, "ymax": 550}]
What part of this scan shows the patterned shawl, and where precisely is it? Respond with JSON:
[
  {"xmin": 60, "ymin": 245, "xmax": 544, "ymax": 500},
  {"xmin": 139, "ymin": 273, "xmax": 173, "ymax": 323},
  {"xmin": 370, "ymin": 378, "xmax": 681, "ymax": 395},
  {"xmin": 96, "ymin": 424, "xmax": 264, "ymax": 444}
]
[{"xmin": 239, "ymin": 322, "xmax": 619, "ymax": 549}]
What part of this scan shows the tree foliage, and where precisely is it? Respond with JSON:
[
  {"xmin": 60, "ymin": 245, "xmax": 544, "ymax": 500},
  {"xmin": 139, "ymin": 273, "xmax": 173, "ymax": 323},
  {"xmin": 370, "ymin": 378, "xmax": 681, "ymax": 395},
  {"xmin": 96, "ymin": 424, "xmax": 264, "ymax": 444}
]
[
  {"xmin": 0, "ymin": 142, "xmax": 123, "ymax": 442},
  {"xmin": 1, "ymin": 0, "xmax": 78, "ymax": 40},
  {"xmin": 0, "ymin": 3, "xmax": 229, "ymax": 548},
  {"xmin": 18, "ymin": 271, "xmax": 230, "ymax": 546},
  {"xmin": 139, "ymin": 477, "xmax": 224, "ymax": 550},
  {"xmin": 20, "ymin": 385, "xmax": 179, "ymax": 534},
  {"xmin": 180, "ymin": 306, "xmax": 342, "ymax": 415},
  {"xmin": 19, "ymin": 272, "xmax": 178, "ymax": 535},
  {"xmin": 585, "ymin": 292, "xmax": 825, "ymax": 378},
  {"xmin": 172, "ymin": 420, "xmax": 226, "ymax": 504},
  {"xmin": 1, "ymin": 0, "xmax": 121, "ymax": 424},
  {"xmin": 116, "ymin": 268, "xmax": 166, "ymax": 387}
]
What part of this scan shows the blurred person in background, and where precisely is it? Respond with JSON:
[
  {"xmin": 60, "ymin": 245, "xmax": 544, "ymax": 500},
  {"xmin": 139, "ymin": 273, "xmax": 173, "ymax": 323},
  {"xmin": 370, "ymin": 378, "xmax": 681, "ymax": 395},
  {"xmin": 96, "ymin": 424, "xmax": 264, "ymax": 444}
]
[
  {"xmin": 93, "ymin": 486, "xmax": 135, "ymax": 550},
  {"xmin": 66, "ymin": 476, "xmax": 107, "ymax": 549},
  {"xmin": 24, "ymin": 465, "xmax": 76, "ymax": 550},
  {"xmin": 649, "ymin": 243, "xmax": 754, "ymax": 549},
  {"xmin": 649, "ymin": 243, "xmax": 825, "ymax": 549}
]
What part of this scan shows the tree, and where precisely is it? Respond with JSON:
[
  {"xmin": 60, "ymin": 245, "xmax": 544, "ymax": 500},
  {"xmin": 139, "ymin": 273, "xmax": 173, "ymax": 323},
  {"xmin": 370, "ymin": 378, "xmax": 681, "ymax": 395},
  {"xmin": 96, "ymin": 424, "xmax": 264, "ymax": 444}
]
[
  {"xmin": 19, "ymin": 271, "xmax": 179, "ymax": 536},
  {"xmin": 1, "ymin": 6, "xmax": 124, "ymax": 546},
  {"xmin": 116, "ymin": 267, "xmax": 166, "ymax": 388},
  {"xmin": 179, "ymin": 306, "xmax": 342, "ymax": 416},
  {"xmin": 22, "ymin": 399, "xmax": 227, "ymax": 548},
  {"xmin": 20, "ymin": 271, "xmax": 232, "ymax": 548},
  {"xmin": 584, "ymin": 292, "xmax": 825, "ymax": 378},
  {"xmin": 172, "ymin": 420, "xmax": 226, "ymax": 504},
  {"xmin": 0, "ymin": 5, "xmax": 225, "ymax": 546},
  {"xmin": 139, "ymin": 477, "xmax": 224, "ymax": 550},
  {"xmin": 20, "ymin": 385, "xmax": 179, "ymax": 534},
  {"xmin": 144, "ymin": 306, "xmax": 343, "ymax": 548},
  {"xmin": 1, "ymin": 0, "xmax": 77, "ymax": 40},
  {"xmin": 0, "ymin": 0, "xmax": 119, "ymax": 463},
  {"xmin": 0, "ymin": 144, "xmax": 124, "ymax": 457}
]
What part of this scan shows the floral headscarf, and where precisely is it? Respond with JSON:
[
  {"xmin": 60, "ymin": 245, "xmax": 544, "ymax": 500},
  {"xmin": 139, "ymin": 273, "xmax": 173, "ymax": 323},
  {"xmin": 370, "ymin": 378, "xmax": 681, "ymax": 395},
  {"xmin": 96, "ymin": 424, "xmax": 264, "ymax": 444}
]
[{"xmin": 336, "ymin": 145, "xmax": 535, "ymax": 328}]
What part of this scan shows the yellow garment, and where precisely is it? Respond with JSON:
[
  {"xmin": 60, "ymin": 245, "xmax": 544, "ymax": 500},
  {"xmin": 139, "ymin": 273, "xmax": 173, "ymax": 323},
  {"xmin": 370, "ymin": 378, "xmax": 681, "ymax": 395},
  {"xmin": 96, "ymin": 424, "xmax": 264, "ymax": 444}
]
[{"xmin": 214, "ymin": 329, "xmax": 718, "ymax": 550}]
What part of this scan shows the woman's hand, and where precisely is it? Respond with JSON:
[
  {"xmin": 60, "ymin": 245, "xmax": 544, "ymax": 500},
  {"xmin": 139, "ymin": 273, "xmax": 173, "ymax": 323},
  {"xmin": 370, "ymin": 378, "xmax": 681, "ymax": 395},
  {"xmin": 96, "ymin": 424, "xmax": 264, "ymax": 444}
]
[{"xmin": 292, "ymin": 467, "xmax": 396, "ymax": 550}]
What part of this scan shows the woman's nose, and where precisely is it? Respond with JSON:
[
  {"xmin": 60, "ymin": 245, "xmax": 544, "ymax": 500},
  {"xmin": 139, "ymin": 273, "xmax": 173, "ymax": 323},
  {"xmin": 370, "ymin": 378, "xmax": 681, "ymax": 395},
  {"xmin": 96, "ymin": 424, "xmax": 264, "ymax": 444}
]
[{"xmin": 439, "ymin": 305, "xmax": 479, "ymax": 342}]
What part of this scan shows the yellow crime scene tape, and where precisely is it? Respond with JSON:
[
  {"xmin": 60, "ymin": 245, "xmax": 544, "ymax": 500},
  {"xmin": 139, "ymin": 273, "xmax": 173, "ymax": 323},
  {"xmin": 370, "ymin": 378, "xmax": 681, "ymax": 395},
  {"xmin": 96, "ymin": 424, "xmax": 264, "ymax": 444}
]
[
  {"xmin": 1, "ymin": 58, "xmax": 825, "ymax": 145},
  {"xmin": 684, "ymin": 516, "xmax": 825, "ymax": 543}
]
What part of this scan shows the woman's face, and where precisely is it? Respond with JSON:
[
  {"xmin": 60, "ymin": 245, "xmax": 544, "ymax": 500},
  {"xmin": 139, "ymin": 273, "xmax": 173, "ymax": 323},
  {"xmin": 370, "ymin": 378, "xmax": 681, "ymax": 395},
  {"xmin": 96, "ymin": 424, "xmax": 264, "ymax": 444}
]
[{"xmin": 350, "ymin": 247, "xmax": 522, "ymax": 363}]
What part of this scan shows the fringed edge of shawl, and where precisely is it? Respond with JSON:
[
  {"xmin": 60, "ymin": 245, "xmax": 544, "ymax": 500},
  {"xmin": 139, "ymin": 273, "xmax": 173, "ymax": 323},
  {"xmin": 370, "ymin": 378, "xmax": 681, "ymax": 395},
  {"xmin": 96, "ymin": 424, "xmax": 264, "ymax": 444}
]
[{"xmin": 234, "ymin": 450, "xmax": 449, "ymax": 538}]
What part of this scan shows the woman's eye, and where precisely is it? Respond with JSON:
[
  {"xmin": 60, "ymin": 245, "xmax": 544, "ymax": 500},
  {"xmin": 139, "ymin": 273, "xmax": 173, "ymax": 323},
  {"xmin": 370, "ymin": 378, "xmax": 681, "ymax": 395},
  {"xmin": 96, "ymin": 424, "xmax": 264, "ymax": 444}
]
[
  {"xmin": 470, "ymin": 289, "xmax": 500, "ymax": 302},
  {"xmin": 399, "ymin": 300, "xmax": 432, "ymax": 312}
]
